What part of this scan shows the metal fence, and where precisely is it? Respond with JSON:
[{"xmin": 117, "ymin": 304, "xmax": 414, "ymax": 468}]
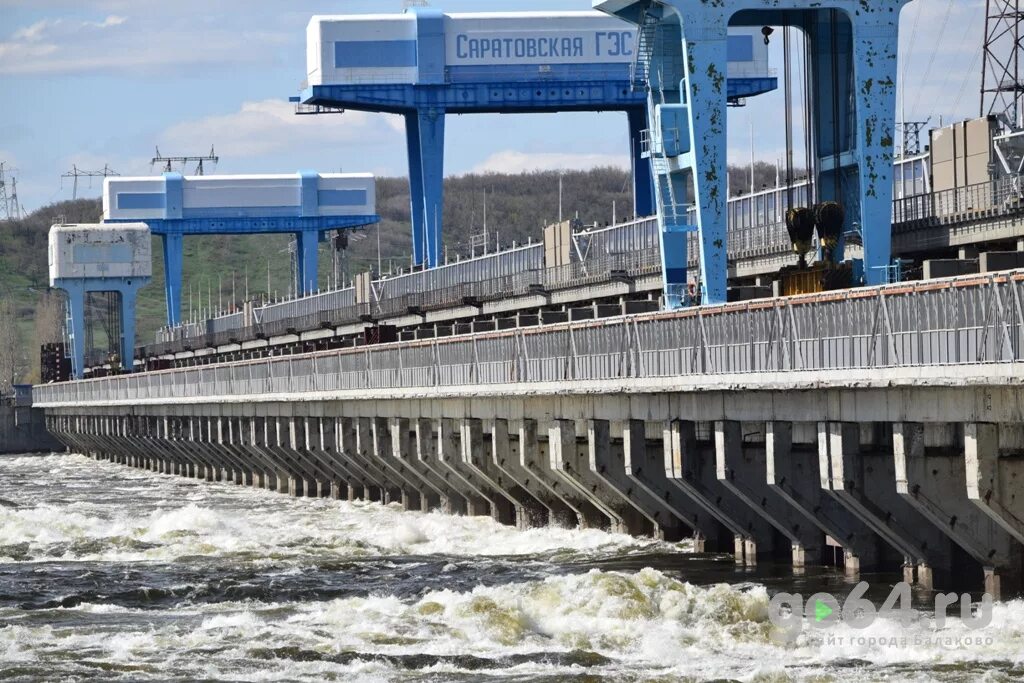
[
  {"xmin": 38, "ymin": 271, "xmax": 1024, "ymax": 405},
  {"xmin": 892, "ymin": 175, "xmax": 1024, "ymax": 227}
]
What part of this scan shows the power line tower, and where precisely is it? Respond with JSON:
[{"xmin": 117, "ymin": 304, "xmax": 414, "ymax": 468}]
[
  {"xmin": 981, "ymin": 0, "xmax": 1024, "ymax": 128},
  {"xmin": 61, "ymin": 165, "xmax": 120, "ymax": 200},
  {"xmin": 896, "ymin": 120, "xmax": 930, "ymax": 157},
  {"xmin": 8, "ymin": 177, "xmax": 21, "ymax": 220},
  {"xmin": 152, "ymin": 146, "xmax": 219, "ymax": 175},
  {"xmin": 0, "ymin": 163, "xmax": 20, "ymax": 221}
]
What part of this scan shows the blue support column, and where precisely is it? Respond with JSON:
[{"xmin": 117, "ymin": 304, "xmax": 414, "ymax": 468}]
[
  {"xmin": 681, "ymin": 28, "xmax": 729, "ymax": 305},
  {"xmin": 162, "ymin": 233, "xmax": 183, "ymax": 327},
  {"xmin": 296, "ymin": 229, "xmax": 320, "ymax": 295},
  {"xmin": 404, "ymin": 112, "xmax": 427, "ymax": 268},
  {"xmin": 116, "ymin": 284, "xmax": 143, "ymax": 373},
  {"xmin": 418, "ymin": 109, "xmax": 445, "ymax": 269},
  {"xmin": 809, "ymin": 12, "xmax": 855, "ymax": 264},
  {"xmin": 628, "ymin": 107, "xmax": 656, "ymax": 218},
  {"xmin": 852, "ymin": 15, "xmax": 900, "ymax": 285},
  {"xmin": 55, "ymin": 277, "xmax": 151, "ymax": 378},
  {"xmin": 120, "ymin": 291, "xmax": 135, "ymax": 372},
  {"xmin": 64, "ymin": 283, "xmax": 86, "ymax": 380}
]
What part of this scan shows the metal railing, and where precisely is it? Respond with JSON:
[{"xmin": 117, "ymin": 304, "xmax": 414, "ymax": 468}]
[
  {"xmin": 893, "ymin": 175, "xmax": 1024, "ymax": 227},
  {"xmin": 38, "ymin": 271, "xmax": 1024, "ymax": 405}
]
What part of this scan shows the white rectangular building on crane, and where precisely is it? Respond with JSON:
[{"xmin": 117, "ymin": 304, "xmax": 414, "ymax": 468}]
[
  {"xmin": 306, "ymin": 10, "xmax": 770, "ymax": 88},
  {"xmin": 103, "ymin": 173, "xmax": 376, "ymax": 223},
  {"xmin": 49, "ymin": 223, "xmax": 152, "ymax": 283}
]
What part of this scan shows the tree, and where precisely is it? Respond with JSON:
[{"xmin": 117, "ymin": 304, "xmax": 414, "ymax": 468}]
[
  {"xmin": 0, "ymin": 299, "xmax": 20, "ymax": 393},
  {"xmin": 34, "ymin": 290, "xmax": 64, "ymax": 347}
]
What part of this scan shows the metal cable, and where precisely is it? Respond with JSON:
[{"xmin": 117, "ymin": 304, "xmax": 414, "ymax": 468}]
[
  {"xmin": 953, "ymin": 45, "xmax": 986, "ymax": 118},
  {"xmin": 831, "ymin": 9, "xmax": 842, "ymax": 203},
  {"xmin": 784, "ymin": 22, "xmax": 795, "ymax": 210},
  {"xmin": 909, "ymin": 0, "xmax": 957, "ymax": 118}
]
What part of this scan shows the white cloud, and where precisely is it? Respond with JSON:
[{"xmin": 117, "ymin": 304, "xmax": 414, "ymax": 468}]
[
  {"xmin": 12, "ymin": 19, "xmax": 55, "ymax": 41},
  {"xmin": 157, "ymin": 100, "xmax": 404, "ymax": 161},
  {"xmin": 0, "ymin": 10, "xmax": 288, "ymax": 75},
  {"xmin": 87, "ymin": 15, "xmax": 126, "ymax": 29},
  {"xmin": 0, "ymin": 41, "xmax": 57, "ymax": 62},
  {"xmin": 472, "ymin": 150, "xmax": 629, "ymax": 174}
]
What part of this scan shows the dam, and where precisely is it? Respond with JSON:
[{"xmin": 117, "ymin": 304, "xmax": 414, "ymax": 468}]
[
  {"xmin": 6, "ymin": 0, "xmax": 1024, "ymax": 679},
  {"xmin": 30, "ymin": 0, "xmax": 1024, "ymax": 599}
]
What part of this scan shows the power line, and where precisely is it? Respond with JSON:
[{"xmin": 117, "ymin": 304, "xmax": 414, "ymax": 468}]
[
  {"xmin": 934, "ymin": 12, "xmax": 986, "ymax": 115},
  {"xmin": 956, "ymin": 45, "xmax": 987, "ymax": 118},
  {"xmin": 899, "ymin": 0, "xmax": 924, "ymax": 114},
  {"xmin": 908, "ymin": 0, "xmax": 956, "ymax": 120},
  {"xmin": 60, "ymin": 164, "xmax": 120, "ymax": 200},
  {"xmin": 151, "ymin": 146, "xmax": 219, "ymax": 175}
]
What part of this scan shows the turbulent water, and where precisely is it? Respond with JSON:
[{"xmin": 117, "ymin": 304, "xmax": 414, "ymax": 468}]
[{"xmin": 1, "ymin": 454, "xmax": 1022, "ymax": 682}]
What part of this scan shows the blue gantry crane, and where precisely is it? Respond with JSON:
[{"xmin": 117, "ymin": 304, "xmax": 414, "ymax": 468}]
[
  {"xmin": 299, "ymin": 8, "xmax": 777, "ymax": 270},
  {"xmin": 102, "ymin": 172, "xmax": 379, "ymax": 327},
  {"xmin": 48, "ymin": 223, "xmax": 153, "ymax": 379}
]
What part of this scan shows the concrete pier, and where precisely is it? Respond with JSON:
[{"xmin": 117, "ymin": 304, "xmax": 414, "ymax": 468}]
[
  {"xmin": 715, "ymin": 421, "xmax": 823, "ymax": 568},
  {"xmin": 766, "ymin": 421, "xmax": 883, "ymax": 575},
  {"xmin": 0, "ymin": 405, "xmax": 61, "ymax": 455},
  {"xmin": 44, "ymin": 382, "xmax": 1024, "ymax": 597},
  {"xmin": 664, "ymin": 420, "xmax": 777, "ymax": 564},
  {"xmin": 819, "ymin": 422, "xmax": 959, "ymax": 587}
]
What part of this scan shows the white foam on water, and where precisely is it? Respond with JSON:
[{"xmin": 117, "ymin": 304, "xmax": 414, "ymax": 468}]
[
  {"xmin": 3, "ymin": 454, "xmax": 1023, "ymax": 681},
  {"xmin": 0, "ymin": 454, "xmax": 684, "ymax": 563},
  {"xmin": 1, "ymin": 569, "xmax": 1022, "ymax": 681}
]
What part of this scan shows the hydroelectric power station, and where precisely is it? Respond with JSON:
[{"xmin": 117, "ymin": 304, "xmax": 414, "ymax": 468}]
[{"xmin": 28, "ymin": 1, "xmax": 1024, "ymax": 601}]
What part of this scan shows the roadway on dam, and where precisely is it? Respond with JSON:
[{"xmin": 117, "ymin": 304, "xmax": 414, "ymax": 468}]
[{"xmin": 2, "ymin": 453, "xmax": 1024, "ymax": 682}]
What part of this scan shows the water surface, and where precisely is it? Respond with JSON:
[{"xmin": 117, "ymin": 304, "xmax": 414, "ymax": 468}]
[{"xmin": 1, "ymin": 453, "xmax": 1021, "ymax": 682}]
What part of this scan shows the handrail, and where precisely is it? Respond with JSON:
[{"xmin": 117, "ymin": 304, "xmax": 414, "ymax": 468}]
[{"xmin": 37, "ymin": 270, "xmax": 1024, "ymax": 405}]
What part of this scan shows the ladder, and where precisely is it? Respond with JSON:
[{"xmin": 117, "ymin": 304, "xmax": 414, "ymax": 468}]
[{"xmin": 631, "ymin": 8, "xmax": 658, "ymax": 91}]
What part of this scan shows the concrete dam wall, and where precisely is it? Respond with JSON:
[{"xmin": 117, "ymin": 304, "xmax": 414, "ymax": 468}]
[
  {"xmin": 45, "ymin": 371, "xmax": 1024, "ymax": 598},
  {"xmin": 1, "ymin": 406, "xmax": 62, "ymax": 455}
]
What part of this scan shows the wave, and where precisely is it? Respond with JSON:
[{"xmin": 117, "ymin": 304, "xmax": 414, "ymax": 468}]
[
  {"xmin": 2, "ymin": 569, "xmax": 1022, "ymax": 681},
  {"xmin": 0, "ymin": 454, "xmax": 689, "ymax": 564}
]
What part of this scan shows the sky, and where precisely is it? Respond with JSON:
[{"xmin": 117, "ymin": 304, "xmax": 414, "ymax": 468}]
[{"xmin": 0, "ymin": 0, "xmax": 987, "ymax": 213}]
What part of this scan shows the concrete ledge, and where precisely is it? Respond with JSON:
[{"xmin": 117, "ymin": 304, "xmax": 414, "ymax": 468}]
[{"xmin": 37, "ymin": 363, "xmax": 1024, "ymax": 418}]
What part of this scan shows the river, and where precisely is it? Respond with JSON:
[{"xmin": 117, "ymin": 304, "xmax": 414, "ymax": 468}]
[{"xmin": 0, "ymin": 453, "xmax": 1021, "ymax": 682}]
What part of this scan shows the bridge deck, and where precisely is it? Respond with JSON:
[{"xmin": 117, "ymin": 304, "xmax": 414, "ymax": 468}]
[{"xmin": 37, "ymin": 270, "xmax": 1024, "ymax": 407}]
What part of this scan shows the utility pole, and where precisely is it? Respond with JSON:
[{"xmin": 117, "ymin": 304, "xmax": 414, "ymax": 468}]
[
  {"xmin": 558, "ymin": 171, "xmax": 565, "ymax": 223},
  {"xmin": 61, "ymin": 165, "xmax": 120, "ymax": 200},
  {"xmin": 10, "ymin": 178, "xmax": 23, "ymax": 219},
  {"xmin": 152, "ymin": 146, "xmax": 219, "ymax": 175},
  {"xmin": 981, "ymin": 0, "xmax": 1024, "ymax": 128}
]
